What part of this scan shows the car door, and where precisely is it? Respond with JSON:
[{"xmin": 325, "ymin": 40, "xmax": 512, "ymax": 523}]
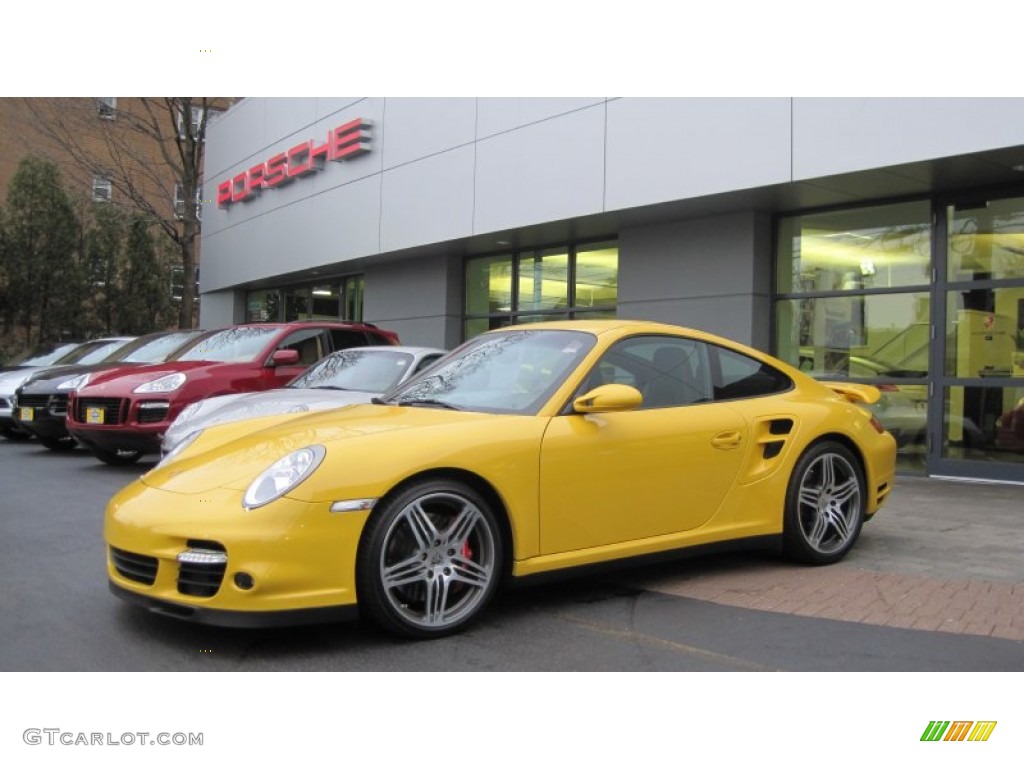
[
  {"xmin": 539, "ymin": 335, "xmax": 749, "ymax": 554},
  {"xmin": 266, "ymin": 329, "xmax": 328, "ymax": 386}
]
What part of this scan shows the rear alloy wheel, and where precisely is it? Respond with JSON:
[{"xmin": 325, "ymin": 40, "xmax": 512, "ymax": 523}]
[
  {"xmin": 92, "ymin": 446, "xmax": 143, "ymax": 466},
  {"xmin": 357, "ymin": 479, "xmax": 503, "ymax": 639},
  {"xmin": 783, "ymin": 441, "xmax": 866, "ymax": 564}
]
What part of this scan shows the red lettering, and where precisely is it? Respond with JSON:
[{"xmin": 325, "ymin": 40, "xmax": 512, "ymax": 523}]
[
  {"xmin": 264, "ymin": 153, "xmax": 288, "ymax": 187},
  {"xmin": 245, "ymin": 164, "xmax": 265, "ymax": 198},
  {"xmin": 230, "ymin": 172, "xmax": 248, "ymax": 203},
  {"xmin": 309, "ymin": 139, "xmax": 330, "ymax": 170},
  {"xmin": 331, "ymin": 118, "xmax": 371, "ymax": 161},
  {"xmin": 216, "ymin": 118, "xmax": 372, "ymax": 204},
  {"xmin": 287, "ymin": 141, "xmax": 313, "ymax": 179},
  {"xmin": 217, "ymin": 180, "xmax": 232, "ymax": 207}
]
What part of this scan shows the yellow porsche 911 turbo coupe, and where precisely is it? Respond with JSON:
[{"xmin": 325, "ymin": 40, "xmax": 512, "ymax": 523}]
[{"xmin": 105, "ymin": 320, "xmax": 897, "ymax": 638}]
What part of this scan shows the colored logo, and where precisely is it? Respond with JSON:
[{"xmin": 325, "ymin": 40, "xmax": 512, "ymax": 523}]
[{"xmin": 921, "ymin": 721, "xmax": 997, "ymax": 742}]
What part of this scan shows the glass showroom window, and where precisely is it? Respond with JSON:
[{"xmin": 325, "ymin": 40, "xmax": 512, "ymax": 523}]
[
  {"xmin": 775, "ymin": 201, "xmax": 932, "ymax": 471},
  {"xmin": 464, "ymin": 241, "xmax": 618, "ymax": 339},
  {"xmin": 940, "ymin": 196, "xmax": 1024, "ymax": 469}
]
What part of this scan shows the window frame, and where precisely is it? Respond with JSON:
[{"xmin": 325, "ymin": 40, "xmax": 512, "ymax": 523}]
[{"xmin": 463, "ymin": 238, "xmax": 619, "ymax": 339}]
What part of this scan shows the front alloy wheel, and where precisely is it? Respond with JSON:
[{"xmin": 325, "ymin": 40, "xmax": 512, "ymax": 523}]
[
  {"xmin": 357, "ymin": 480, "xmax": 503, "ymax": 638},
  {"xmin": 784, "ymin": 441, "xmax": 865, "ymax": 564}
]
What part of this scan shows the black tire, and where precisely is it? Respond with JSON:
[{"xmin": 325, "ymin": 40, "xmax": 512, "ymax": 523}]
[
  {"xmin": 92, "ymin": 446, "xmax": 143, "ymax": 466},
  {"xmin": 783, "ymin": 441, "xmax": 866, "ymax": 565},
  {"xmin": 2, "ymin": 426, "xmax": 31, "ymax": 441},
  {"xmin": 356, "ymin": 478, "xmax": 504, "ymax": 639},
  {"xmin": 40, "ymin": 436, "xmax": 77, "ymax": 452}
]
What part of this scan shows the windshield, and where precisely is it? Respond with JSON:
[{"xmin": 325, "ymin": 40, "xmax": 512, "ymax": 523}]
[
  {"xmin": 172, "ymin": 326, "xmax": 279, "ymax": 363},
  {"xmin": 10, "ymin": 343, "xmax": 80, "ymax": 366},
  {"xmin": 109, "ymin": 331, "xmax": 206, "ymax": 363},
  {"xmin": 289, "ymin": 349, "xmax": 416, "ymax": 392},
  {"xmin": 385, "ymin": 330, "xmax": 596, "ymax": 415},
  {"xmin": 59, "ymin": 339, "xmax": 133, "ymax": 365}
]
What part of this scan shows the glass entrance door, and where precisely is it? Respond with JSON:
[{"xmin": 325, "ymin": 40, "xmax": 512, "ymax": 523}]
[{"xmin": 930, "ymin": 196, "xmax": 1024, "ymax": 480}]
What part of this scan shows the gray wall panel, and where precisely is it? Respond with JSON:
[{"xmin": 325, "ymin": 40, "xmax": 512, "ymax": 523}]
[
  {"xmin": 605, "ymin": 98, "xmax": 791, "ymax": 210},
  {"xmin": 617, "ymin": 296, "xmax": 761, "ymax": 348},
  {"xmin": 793, "ymin": 98, "xmax": 1024, "ymax": 179},
  {"xmin": 199, "ymin": 289, "xmax": 243, "ymax": 328},
  {"xmin": 474, "ymin": 105, "xmax": 606, "ymax": 234},
  {"xmin": 364, "ymin": 255, "xmax": 462, "ymax": 348},
  {"xmin": 476, "ymin": 97, "xmax": 606, "ymax": 138},
  {"xmin": 381, "ymin": 146, "xmax": 475, "ymax": 252},
  {"xmin": 381, "ymin": 98, "xmax": 477, "ymax": 169},
  {"xmin": 617, "ymin": 213, "xmax": 772, "ymax": 347}
]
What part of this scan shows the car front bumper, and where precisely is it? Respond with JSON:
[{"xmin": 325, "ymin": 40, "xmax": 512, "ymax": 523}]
[{"xmin": 105, "ymin": 483, "xmax": 371, "ymax": 622}]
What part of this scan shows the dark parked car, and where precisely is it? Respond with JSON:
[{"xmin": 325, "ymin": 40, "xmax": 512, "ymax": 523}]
[
  {"xmin": 66, "ymin": 321, "xmax": 400, "ymax": 465},
  {"xmin": 13, "ymin": 330, "xmax": 206, "ymax": 451},
  {"xmin": 0, "ymin": 338, "xmax": 135, "ymax": 440}
]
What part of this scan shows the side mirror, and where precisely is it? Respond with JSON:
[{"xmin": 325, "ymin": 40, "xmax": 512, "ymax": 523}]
[
  {"xmin": 269, "ymin": 349, "xmax": 301, "ymax": 367},
  {"xmin": 573, "ymin": 384, "xmax": 643, "ymax": 414}
]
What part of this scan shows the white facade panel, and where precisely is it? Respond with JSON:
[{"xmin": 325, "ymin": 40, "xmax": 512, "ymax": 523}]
[
  {"xmin": 202, "ymin": 99, "xmax": 386, "ymax": 239},
  {"xmin": 473, "ymin": 104, "xmax": 606, "ymax": 234},
  {"xmin": 605, "ymin": 97, "xmax": 792, "ymax": 210},
  {"xmin": 203, "ymin": 98, "xmax": 268, "ymax": 181},
  {"xmin": 381, "ymin": 145, "xmax": 475, "ymax": 253},
  {"xmin": 793, "ymin": 98, "xmax": 1024, "ymax": 179},
  {"xmin": 381, "ymin": 97, "xmax": 477, "ymax": 169},
  {"xmin": 476, "ymin": 97, "xmax": 607, "ymax": 138}
]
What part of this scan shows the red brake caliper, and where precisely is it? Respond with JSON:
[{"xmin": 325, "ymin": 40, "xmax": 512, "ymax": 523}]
[{"xmin": 461, "ymin": 539, "xmax": 473, "ymax": 560}]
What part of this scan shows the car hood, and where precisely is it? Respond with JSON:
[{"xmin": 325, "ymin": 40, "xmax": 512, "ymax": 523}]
[
  {"xmin": 76, "ymin": 360, "xmax": 242, "ymax": 394},
  {"xmin": 175, "ymin": 388, "xmax": 378, "ymax": 433},
  {"xmin": 0, "ymin": 367, "xmax": 46, "ymax": 393},
  {"xmin": 143, "ymin": 404, "xmax": 516, "ymax": 495},
  {"xmin": 18, "ymin": 362, "xmax": 143, "ymax": 392}
]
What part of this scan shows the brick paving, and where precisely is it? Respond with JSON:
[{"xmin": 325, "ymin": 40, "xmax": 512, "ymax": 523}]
[{"xmin": 629, "ymin": 475, "xmax": 1024, "ymax": 642}]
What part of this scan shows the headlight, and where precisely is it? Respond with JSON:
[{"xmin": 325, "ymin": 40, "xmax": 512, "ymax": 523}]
[
  {"xmin": 58, "ymin": 373, "xmax": 92, "ymax": 391},
  {"xmin": 155, "ymin": 429, "xmax": 204, "ymax": 469},
  {"xmin": 243, "ymin": 445, "xmax": 326, "ymax": 510},
  {"xmin": 134, "ymin": 372, "xmax": 186, "ymax": 394}
]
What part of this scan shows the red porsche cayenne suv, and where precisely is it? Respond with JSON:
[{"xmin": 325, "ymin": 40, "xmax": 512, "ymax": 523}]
[{"xmin": 66, "ymin": 321, "xmax": 399, "ymax": 464}]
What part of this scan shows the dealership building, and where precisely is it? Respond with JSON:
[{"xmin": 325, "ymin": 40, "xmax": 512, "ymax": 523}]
[{"xmin": 201, "ymin": 97, "xmax": 1024, "ymax": 482}]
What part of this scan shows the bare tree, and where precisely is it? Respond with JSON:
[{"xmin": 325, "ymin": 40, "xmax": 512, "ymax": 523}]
[{"xmin": 14, "ymin": 97, "xmax": 234, "ymax": 329}]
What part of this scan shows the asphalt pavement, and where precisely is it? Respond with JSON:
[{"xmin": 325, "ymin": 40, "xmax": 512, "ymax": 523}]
[{"xmin": 0, "ymin": 438, "xmax": 1021, "ymax": 671}]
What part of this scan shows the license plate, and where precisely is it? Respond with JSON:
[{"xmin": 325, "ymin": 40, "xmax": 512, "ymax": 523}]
[
  {"xmin": 19, "ymin": 407, "xmax": 34, "ymax": 421},
  {"xmin": 86, "ymin": 407, "xmax": 105, "ymax": 425}
]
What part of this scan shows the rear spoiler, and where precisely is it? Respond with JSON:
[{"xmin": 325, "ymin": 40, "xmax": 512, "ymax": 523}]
[{"xmin": 822, "ymin": 382, "xmax": 882, "ymax": 405}]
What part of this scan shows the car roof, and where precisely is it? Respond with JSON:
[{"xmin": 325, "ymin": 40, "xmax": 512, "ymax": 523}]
[{"xmin": 332, "ymin": 345, "xmax": 446, "ymax": 355}]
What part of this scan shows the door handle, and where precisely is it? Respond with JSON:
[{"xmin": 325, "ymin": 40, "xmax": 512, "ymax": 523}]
[{"xmin": 711, "ymin": 431, "xmax": 743, "ymax": 449}]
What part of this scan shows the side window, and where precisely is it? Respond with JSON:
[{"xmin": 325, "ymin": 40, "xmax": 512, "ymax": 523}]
[
  {"xmin": 577, "ymin": 335, "xmax": 713, "ymax": 409},
  {"xmin": 368, "ymin": 332, "xmax": 395, "ymax": 346},
  {"xmin": 330, "ymin": 329, "xmax": 370, "ymax": 351},
  {"xmin": 277, "ymin": 329, "xmax": 326, "ymax": 365},
  {"xmin": 711, "ymin": 345, "xmax": 792, "ymax": 400},
  {"xmin": 413, "ymin": 354, "xmax": 444, "ymax": 374}
]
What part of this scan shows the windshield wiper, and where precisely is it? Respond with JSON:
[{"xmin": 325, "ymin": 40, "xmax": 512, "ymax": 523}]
[
  {"xmin": 394, "ymin": 398, "xmax": 462, "ymax": 411},
  {"xmin": 311, "ymin": 385, "xmax": 350, "ymax": 390}
]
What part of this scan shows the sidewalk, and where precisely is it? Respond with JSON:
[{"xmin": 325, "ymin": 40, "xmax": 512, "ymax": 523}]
[{"xmin": 629, "ymin": 475, "xmax": 1024, "ymax": 642}]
